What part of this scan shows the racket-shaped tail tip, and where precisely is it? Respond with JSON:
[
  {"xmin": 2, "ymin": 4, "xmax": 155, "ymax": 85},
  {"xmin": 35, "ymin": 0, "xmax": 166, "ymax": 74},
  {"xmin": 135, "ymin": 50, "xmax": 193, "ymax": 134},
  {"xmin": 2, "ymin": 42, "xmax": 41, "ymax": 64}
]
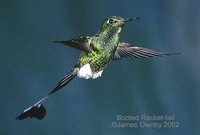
[{"xmin": 16, "ymin": 104, "xmax": 46, "ymax": 120}]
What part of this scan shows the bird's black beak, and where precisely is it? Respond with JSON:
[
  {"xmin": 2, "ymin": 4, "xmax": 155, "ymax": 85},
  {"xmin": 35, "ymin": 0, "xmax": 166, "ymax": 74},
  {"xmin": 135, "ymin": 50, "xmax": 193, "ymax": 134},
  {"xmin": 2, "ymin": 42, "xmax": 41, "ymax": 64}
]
[{"xmin": 124, "ymin": 17, "xmax": 140, "ymax": 23}]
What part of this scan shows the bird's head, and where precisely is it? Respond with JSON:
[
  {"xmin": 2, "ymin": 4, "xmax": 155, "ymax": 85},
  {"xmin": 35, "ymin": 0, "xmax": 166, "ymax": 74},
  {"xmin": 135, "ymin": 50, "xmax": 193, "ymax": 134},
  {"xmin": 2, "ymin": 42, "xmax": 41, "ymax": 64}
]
[{"xmin": 100, "ymin": 16, "xmax": 139, "ymax": 33}]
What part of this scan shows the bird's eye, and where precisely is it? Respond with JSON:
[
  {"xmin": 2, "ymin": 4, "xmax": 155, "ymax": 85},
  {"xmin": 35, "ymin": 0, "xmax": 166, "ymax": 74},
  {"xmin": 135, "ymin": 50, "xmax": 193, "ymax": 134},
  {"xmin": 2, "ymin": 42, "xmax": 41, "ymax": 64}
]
[{"xmin": 108, "ymin": 19, "xmax": 114, "ymax": 24}]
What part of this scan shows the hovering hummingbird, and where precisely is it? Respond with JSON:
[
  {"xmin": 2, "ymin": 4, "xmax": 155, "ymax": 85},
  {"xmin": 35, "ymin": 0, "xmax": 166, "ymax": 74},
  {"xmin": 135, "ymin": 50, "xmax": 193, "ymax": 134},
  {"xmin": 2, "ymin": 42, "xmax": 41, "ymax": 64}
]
[{"xmin": 16, "ymin": 16, "xmax": 178, "ymax": 120}]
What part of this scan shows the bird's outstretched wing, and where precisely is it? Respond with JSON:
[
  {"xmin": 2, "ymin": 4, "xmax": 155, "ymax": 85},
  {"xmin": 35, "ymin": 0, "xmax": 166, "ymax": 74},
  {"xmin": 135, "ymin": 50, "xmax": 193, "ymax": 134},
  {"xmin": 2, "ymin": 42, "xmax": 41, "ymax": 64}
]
[
  {"xmin": 16, "ymin": 67, "xmax": 78, "ymax": 120},
  {"xmin": 54, "ymin": 36, "xmax": 92, "ymax": 54},
  {"xmin": 112, "ymin": 42, "xmax": 179, "ymax": 60}
]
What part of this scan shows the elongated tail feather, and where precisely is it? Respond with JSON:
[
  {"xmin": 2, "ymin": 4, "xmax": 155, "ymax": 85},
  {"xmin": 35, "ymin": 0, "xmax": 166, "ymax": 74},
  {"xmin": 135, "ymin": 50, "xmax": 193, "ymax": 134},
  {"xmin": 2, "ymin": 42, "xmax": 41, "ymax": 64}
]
[
  {"xmin": 16, "ymin": 67, "xmax": 78, "ymax": 120},
  {"xmin": 48, "ymin": 68, "xmax": 78, "ymax": 95}
]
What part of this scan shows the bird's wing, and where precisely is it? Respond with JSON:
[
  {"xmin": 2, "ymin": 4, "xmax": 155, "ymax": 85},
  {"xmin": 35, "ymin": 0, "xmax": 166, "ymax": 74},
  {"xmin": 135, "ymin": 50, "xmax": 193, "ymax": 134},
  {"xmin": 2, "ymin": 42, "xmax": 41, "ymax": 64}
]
[
  {"xmin": 112, "ymin": 42, "xmax": 179, "ymax": 60},
  {"xmin": 54, "ymin": 36, "xmax": 92, "ymax": 54},
  {"xmin": 16, "ymin": 67, "xmax": 78, "ymax": 120}
]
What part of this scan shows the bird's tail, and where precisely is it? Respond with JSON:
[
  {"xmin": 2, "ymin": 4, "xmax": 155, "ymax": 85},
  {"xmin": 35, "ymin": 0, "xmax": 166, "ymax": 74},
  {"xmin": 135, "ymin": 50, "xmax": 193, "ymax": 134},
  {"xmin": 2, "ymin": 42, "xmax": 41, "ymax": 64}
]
[{"xmin": 16, "ymin": 67, "xmax": 79, "ymax": 120}]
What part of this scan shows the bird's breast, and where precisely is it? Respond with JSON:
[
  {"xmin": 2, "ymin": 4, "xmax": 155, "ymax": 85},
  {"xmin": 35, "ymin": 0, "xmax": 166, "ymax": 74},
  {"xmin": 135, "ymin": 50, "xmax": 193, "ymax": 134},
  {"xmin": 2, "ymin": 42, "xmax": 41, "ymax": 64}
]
[{"xmin": 79, "ymin": 50, "xmax": 110, "ymax": 72}]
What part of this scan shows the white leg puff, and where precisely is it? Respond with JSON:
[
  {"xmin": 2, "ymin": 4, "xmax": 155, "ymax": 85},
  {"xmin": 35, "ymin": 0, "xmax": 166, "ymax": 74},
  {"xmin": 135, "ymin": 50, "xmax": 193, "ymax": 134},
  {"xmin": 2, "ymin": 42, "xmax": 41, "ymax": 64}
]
[
  {"xmin": 92, "ymin": 70, "xmax": 103, "ymax": 79},
  {"xmin": 77, "ymin": 63, "xmax": 103, "ymax": 79},
  {"xmin": 77, "ymin": 63, "xmax": 93, "ymax": 79}
]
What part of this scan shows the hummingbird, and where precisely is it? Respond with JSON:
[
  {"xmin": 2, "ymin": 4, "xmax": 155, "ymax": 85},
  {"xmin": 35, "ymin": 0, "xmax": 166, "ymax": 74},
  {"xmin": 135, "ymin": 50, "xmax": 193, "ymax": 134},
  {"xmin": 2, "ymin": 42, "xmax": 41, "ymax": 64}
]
[{"xmin": 16, "ymin": 16, "xmax": 178, "ymax": 120}]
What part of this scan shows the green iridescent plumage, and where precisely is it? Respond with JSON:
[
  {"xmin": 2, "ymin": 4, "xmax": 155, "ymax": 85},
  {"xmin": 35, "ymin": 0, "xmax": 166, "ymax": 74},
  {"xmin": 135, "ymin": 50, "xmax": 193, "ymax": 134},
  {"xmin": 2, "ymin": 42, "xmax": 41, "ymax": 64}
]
[{"xmin": 16, "ymin": 16, "xmax": 179, "ymax": 120}]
